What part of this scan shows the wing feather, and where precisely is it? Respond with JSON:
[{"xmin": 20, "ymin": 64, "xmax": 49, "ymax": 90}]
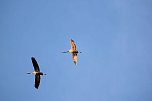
[
  {"xmin": 35, "ymin": 75, "xmax": 40, "ymax": 89},
  {"xmin": 31, "ymin": 57, "xmax": 40, "ymax": 72},
  {"xmin": 72, "ymin": 53, "xmax": 77, "ymax": 65},
  {"xmin": 70, "ymin": 39, "xmax": 77, "ymax": 50}
]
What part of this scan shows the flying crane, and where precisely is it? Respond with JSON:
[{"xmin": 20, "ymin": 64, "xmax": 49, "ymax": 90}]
[
  {"xmin": 27, "ymin": 57, "xmax": 46, "ymax": 89},
  {"xmin": 62, "ymin": 39, "xmax": 81, "ymax": 65}
]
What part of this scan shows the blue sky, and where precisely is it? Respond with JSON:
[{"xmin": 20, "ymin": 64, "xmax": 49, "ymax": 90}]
[{"xmin": 0, "ymin": 0, "xmax": 152, "ymax": 101}]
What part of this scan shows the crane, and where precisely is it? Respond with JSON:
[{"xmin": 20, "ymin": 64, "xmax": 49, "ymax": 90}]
[
  {"xmin": 27, "ymin": 57, "xmax": 46, "ymax": 89},
  {"xmin": 62, "ymin": 39, "xmax": 81, "ymax": 65}
]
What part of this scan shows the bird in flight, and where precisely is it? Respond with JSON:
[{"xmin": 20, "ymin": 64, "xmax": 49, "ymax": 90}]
[
  {"xmin": 62, "ymin": 39, "xmax": 81, "ymax": 65},
  {"xmin": 27, "ymin": 57, "xmax": 46, "ymax": 89}
]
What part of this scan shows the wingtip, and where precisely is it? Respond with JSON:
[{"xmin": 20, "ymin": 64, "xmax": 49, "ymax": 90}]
[
  {"xmin": 71, "ymin": 39, "xmax": 74, "ymax": 41},
  {"xmin": 74, "ymin": 62, "xmax": 77, "ymax": 65},
  {"xmin": 31, "ymin": 57, "xmax": 35, "ymax": 60},
  {"xmin": 35, "ymin": 85, "xmax": 39, "ymax": 89}
]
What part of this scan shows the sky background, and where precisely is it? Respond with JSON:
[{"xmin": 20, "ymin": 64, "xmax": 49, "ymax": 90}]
[{"xmin": 0, "ymin": 0, "xmax": 152, "ymax": 101}]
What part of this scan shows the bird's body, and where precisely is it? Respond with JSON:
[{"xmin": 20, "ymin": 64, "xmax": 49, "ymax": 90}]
[
  {"xmin": 62, "ymin": 39, "xmax": 81, "ymax": 65},
  {"xmin": 32, "ymin": 71, "xmax": 44, "ymax": 75},
  {"xmin": 27, "ymin": 57, "xmax": 46, "ymax": 89},
  {"xmin": 68, "ymin": 49, "xmax": 78, "ymax": 53}
]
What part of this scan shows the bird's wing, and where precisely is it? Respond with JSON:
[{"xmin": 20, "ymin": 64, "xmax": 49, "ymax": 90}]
[
  {"xmin": 31, "ymin": 57, "xmax": 40, "ymax": 72},
  {"xmin": 35, "ymin": 75, "xmax": 40, "ymax": 89},
  {"xmin": 72, "ymin": 53, "xmax": 77, "ymax": 65},
  {"xmin": 70, "ymin": 39, "xmax": 77, "ymax": 50}
]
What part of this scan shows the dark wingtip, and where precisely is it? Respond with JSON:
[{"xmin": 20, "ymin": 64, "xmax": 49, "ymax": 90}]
[
  {"xmin": 74, "ymin": 62, "xmax": 77, "ymax": 65},
  {"xmin": 71, "ymin": 39, "xmax": 74, "ymax": 41},
  {"xmin": 31, "ymin": 57, "xmax": 35, "ymax": 59},
  {"xmin": 31, "ymin": 57, "xmax": 36, "ymax": 62},
  {"xmin": 35, "ymin": 85, "xmax": 39, "ymax": 89}
]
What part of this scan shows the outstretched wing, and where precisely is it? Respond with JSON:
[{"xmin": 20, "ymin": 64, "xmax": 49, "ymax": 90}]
[
  {"xmin": 70, "ymin": 39, "xmax": 77, "ymax": 51},
  {"xmin": 35, "ymin": 75, "xmax": 40, "ymax": 89},
  {"xmin": 72, "ymin": 53, "xmax": 77, "ymax": 65},
  {"xmin": 31, "ymin": 57, "xmax": 40, "ymax": 72}
]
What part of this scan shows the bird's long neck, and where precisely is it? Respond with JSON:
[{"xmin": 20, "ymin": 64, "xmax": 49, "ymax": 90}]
[{"xmin": 62, "ymin": 51, "xmax": 69, "ymax": 53}]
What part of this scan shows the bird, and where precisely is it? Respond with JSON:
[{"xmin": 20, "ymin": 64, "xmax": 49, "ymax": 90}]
[
  {"xmin": 27, "ymin": 57, "xmax": 46, "ymax": 89},
  {"xmin": 62, "ymin": 39, "xmax": 81, "ymax": 65}
]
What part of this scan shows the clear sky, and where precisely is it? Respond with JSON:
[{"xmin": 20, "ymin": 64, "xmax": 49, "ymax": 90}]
[{"xmin": 0, "ymin": 0, "xmax": 152, "ymax": 101}]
